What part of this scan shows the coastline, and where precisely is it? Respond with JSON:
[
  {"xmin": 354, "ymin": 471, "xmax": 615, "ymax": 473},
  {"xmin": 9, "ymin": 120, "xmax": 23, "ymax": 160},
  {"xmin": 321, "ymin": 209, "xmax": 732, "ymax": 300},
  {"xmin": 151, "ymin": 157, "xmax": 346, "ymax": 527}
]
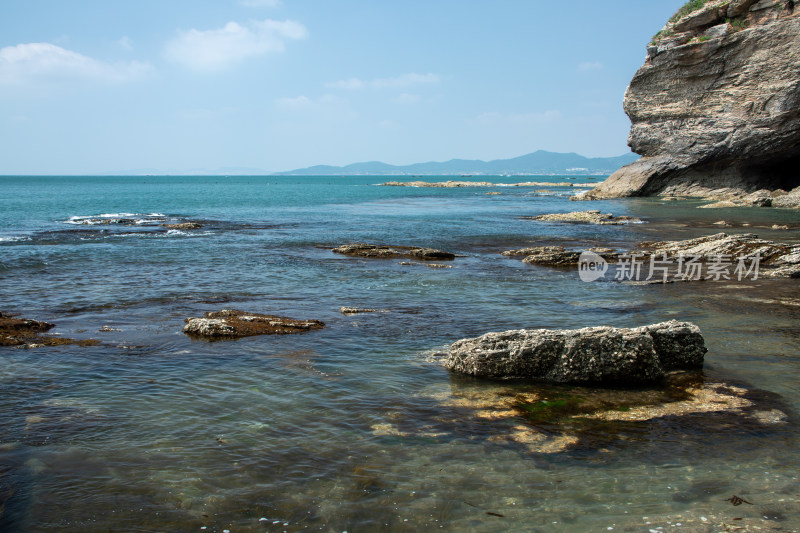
[{"xmin": 1, "ymin": 175, "xmax": 798, "ymax": 532}]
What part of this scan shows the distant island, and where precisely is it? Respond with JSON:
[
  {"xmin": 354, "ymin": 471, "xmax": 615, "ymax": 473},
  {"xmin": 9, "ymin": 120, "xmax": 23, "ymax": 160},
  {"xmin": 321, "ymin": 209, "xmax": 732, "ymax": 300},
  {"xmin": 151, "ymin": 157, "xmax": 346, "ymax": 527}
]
[{"xmin": 274, "ymin": 150, "xmax": 639, "ymax": 176}]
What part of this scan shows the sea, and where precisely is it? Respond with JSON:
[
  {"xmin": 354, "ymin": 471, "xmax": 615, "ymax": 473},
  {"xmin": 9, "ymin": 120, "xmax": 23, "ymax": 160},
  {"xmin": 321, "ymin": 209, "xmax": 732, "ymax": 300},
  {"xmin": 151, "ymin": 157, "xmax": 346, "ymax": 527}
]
[{"xmin": 1, "ymin": 175, "xmax": 798, "ymax": 532}]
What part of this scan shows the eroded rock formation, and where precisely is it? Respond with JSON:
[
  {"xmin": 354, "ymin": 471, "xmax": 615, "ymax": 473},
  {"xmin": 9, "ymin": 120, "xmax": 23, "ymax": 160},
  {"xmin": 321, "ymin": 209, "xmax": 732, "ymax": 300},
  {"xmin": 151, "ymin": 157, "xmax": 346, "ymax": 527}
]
[
  {"xmin": 584, "ymin": 0, "xmax": 800, "ymax": 199},
  {"xmin": 443, "ymin": 320, "xmax": 706, "ymax": 384}
]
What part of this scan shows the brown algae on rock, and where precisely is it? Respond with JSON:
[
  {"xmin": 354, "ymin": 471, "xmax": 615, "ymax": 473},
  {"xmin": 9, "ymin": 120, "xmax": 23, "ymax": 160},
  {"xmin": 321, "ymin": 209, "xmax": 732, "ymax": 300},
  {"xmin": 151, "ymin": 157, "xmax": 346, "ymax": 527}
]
[
  {"xmin": 183, "ymin": 309, "xmax": 324, "ymax": 339},
  {"xmin": 332, "ymin": 243, "xmax": 456, "ymax": 261},
  {"xmin": 0, "ymin": 312, "xmax": 100, "ymax": 348}
]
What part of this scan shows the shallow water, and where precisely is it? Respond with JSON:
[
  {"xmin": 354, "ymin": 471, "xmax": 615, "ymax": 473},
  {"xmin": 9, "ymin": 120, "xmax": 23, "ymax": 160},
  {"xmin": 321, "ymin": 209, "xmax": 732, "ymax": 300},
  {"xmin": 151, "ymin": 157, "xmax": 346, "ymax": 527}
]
[{"xmin": 1, "ymin": 176, "xmax": 799, "ymax": 532}]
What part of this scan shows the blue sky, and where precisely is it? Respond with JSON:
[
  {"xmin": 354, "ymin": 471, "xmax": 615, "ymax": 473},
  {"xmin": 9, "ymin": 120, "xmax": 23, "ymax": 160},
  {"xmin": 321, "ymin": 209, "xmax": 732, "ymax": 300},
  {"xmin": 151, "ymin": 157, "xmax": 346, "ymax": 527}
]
[{"xmin": 0, "ymin": 0, "xmax": 685, "ymax": 174}]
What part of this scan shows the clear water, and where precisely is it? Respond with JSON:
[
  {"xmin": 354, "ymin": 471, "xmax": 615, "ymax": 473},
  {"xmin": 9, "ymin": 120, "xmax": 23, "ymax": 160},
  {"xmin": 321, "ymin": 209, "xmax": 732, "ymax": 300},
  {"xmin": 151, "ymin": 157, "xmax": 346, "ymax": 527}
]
[{"xmin": 1, "ymin": 176, "xmax": 798, "ymax": 532}]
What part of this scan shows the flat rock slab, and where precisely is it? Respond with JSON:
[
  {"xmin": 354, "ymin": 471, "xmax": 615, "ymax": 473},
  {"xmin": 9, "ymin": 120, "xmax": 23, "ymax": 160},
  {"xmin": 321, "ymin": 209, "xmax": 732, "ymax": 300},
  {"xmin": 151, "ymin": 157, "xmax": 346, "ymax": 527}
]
[
  {"xmin": 637, "ymin": 232, "xmax": 800, "ymax": 278},
  {"xmin": 443, "ymin": 320, "xmax": 706, "ymax": 384},
  {"xmin": 524, "ymin": 210, "xmax": 642, "ymax": 225},
  {"xmin": 184, "ymin": 309, "xmax": 324, "ymax": 339},
  {"xmin": 332, "ymin": 243, "xmax": 455, "ymax": 261},
  {"xmin": 502, "ymin": 246, "xmax": 618, "ymax": 267},
  {"xmin": 0, "ymin": 311, "xmax": 99, "ymax": 347}
]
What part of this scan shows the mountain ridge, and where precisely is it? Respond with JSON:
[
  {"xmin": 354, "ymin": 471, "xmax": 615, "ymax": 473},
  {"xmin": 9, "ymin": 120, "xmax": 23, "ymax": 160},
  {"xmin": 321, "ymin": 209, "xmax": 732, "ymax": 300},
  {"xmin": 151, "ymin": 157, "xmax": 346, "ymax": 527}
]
[{"xmin": 274, "ymin": 150, "xmax": 639, "ymax": 176}]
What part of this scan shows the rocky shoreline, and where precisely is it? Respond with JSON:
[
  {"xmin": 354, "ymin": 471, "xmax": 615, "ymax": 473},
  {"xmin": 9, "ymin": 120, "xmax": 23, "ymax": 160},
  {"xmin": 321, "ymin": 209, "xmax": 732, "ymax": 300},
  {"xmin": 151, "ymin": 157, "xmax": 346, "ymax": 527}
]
[{"xmin": 582, "ymin": 0, "xmax": 800, "ymax": 199}]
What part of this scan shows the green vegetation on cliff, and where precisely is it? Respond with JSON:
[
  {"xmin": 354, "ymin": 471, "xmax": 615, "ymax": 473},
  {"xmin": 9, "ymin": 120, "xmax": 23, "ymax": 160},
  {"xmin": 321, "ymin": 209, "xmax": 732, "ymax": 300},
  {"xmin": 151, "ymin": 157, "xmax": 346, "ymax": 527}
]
[{"xmin": 669, "ymin": 0, "xmax": 711, "ymax": 23}]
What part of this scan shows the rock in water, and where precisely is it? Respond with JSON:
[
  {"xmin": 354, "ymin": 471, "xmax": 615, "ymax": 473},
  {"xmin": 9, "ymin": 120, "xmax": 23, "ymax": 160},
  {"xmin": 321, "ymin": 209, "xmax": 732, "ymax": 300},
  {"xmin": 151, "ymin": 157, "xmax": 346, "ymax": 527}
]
[
  {"xmin": 524, "ymin": 210, "xmax": 641, "ymax": 225},
  {"xmin": 443, "ymin": 321, "xmax": 706, "ymax": 384},
  {"xmin": 184, "ymin": 309, "xmax": 324, "ymax": 339},
  {"xmin": 0, "ymin": 312, "xmax": 99, "ymax": 347},
  {"xmin": 332, "ymin": 243, "xmax": 455, "ymax": 261},
  {"xmin": 583, "ymin": 1, "xmax": 800, "ymax": 199}
]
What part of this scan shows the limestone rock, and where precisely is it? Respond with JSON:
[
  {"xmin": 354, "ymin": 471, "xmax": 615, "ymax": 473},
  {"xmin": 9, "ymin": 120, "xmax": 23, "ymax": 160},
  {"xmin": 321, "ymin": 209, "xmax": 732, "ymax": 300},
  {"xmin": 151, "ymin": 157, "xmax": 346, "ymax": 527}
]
[
  {"xmin": 332, "ymin": 243, "xmax": 455, "ymax": 261},
  {"xmin": 584, "ymin": 2, "xmax": 800, "ymax": 199},
  {"xmin": 443, "ymin": 320, "xmax": 706, "ymax": 384},
  {"xmin": 637, "ymin": 232, "xmax": 800, "ymax": 277},
  {"xmin": 772, "ymin": 186, "xmax": 800, "ymax": 208},
  {"xmin": 183, "ymin": 309, "xmax": 324, "ymax": 339},
  {"xmin": 524, "ymin": 210, "xmax": 641, "ymax": 225}
]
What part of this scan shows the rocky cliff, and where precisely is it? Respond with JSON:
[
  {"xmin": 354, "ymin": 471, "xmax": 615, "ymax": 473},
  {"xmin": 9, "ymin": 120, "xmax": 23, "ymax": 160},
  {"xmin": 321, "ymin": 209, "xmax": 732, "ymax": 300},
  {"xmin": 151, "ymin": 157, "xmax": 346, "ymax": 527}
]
[{"xmin": 584, "ymin": 0, "xmax": 800, "ymax": 198}]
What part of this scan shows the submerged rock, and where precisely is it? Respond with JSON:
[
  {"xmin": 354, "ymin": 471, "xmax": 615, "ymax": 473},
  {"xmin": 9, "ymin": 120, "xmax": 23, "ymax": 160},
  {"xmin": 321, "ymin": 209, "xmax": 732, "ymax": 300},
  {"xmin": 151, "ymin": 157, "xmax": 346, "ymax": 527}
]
[
  {"xmin": 524, "ymin": 210, "xmax": 642, "ymax": 225},
  {"xmin": 332, "ymin": 243, "xmax": 455, "ymax": 261},
  {"xmin": 583, "ymin": 1, "xmax": 800, "ymax": 199},
  {"xmin": 375, "ymin": 370, "xmax": 788, "ymax": 455},
  {"xmin": 183, "ymin": 309, "xmax": 324, "ymax": 339},
  {"xmin": 443, "ymin": 320, "xmax": 706, "ymax": 384},
  {"xmin": 0, "ymin": 312, "xmax": 99, "ymax": 347},
  {"xmin": 163, "ymin": 222, "xmax": 203, "ymax": 230}
]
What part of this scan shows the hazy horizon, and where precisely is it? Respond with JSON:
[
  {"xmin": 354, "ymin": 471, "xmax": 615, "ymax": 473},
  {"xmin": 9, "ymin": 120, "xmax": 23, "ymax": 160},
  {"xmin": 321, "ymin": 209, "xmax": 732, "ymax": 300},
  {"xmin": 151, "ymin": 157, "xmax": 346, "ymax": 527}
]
[{"xmin": 1, "ymin": 1, "xmax": 684, "ymax": 174}]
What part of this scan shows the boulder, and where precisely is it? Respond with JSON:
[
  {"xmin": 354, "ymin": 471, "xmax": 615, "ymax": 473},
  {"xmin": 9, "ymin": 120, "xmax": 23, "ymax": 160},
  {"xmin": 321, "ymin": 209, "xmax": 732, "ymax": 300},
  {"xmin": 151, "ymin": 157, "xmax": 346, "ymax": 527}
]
[
  {"xmin": 184, "ymin": 309, "xmax": 324, "ymax": 339},
  {"xmin": 443, "ymin": 321, "xmax": 706, "ymax": 384},
  {"xmin": 332, "ymin": 243, "xmax": 455, "ymax": 261}
]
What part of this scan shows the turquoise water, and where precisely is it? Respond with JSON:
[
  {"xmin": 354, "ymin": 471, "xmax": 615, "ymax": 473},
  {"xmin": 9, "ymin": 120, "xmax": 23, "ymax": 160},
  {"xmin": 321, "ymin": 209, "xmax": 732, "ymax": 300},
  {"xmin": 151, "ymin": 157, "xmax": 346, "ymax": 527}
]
[{"xmin": 1, "ymin": 176, "xmax": 798, "ymax": 532}]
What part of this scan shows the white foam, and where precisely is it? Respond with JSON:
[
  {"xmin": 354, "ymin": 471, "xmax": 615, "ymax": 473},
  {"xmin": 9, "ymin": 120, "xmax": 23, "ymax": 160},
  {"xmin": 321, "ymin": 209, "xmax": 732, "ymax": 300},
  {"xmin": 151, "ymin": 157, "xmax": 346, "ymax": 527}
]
[{"xmin": 66, "ymin": 212, "xmax": 169, "ymax": 225}]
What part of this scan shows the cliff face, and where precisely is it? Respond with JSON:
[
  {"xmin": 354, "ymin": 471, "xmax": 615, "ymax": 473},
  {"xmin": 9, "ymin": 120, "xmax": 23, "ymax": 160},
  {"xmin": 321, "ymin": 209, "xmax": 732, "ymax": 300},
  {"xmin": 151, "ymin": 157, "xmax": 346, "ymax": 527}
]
[{"xmin": 586, "ymin": 0, "xmax": 800, "ymax": 198}]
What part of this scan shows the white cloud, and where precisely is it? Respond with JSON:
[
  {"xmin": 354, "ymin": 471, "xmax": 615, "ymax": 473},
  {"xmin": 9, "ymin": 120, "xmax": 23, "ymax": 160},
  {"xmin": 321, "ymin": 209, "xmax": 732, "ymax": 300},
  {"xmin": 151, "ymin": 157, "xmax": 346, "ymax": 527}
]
[
  {"xmin": 0, "ymin": 42, "xmax": 152, "ymax": 85},
  {"xmin": 164, "ymin": 19, "xmax": 307, "ymax": 71},
  {"xmin": 578, "ymin": 61, "xmax": 603, "ymax": 72},
  {"xmin": 239, "ymin": 0, "xmax": 282, "ymax": 7},
  {"xmin": 326, "ymin": 72, "xmax": 440, "ymax": 90}
]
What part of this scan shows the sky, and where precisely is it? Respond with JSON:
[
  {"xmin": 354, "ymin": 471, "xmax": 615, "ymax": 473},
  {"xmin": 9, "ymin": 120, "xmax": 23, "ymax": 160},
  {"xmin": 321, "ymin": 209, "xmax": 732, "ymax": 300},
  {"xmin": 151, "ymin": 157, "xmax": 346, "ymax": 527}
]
[{"xmin": 0, "ymin": 0, "xmax": 686, "ymax": 175}]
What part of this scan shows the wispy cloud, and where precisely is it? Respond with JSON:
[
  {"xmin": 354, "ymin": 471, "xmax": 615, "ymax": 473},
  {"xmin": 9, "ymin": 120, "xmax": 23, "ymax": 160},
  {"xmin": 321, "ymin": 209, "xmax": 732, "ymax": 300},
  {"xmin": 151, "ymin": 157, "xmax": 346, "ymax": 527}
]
[
  {"xmin": 164, "ymin": 19, "xmax": 306, "ymax": 71},
  {"xmin": 116, "ymin": 37, "xmax": 133, "ymax": 51},
  {"xmin": 325, "ymin": 77, "xmax": 364, "ymax": 90},
  {"xmin": 275, "ymin": 95, "xmax": 314, "ymax": 109},
  {"xmin": 274, "ymin": 93, "xmax": 343, "ymax": 110},
  {"xmin": 577, "ymin": 61, "xmax": 603, "ymax": 72},
  {"xmin": 0, "ymin": 42, "xmax": 152, "ymax": 85},
  {"xmin": 326, "ymin": 72, "xmax": 440, "ymax": 90},
  {"xmin": 239, "ymin": 0, "xmax": 282, "ymax": 7}
]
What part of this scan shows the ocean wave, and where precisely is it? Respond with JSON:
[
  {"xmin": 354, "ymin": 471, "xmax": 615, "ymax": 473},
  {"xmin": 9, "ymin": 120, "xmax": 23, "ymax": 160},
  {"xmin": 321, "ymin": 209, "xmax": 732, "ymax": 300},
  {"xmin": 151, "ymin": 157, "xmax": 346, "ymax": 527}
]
[
  {"xmin": 66, "ymin": 212, "xmax": 169, "ymax": 226},
  {"xmin": 0, "ymin": 235, "xmax": 32, "ymax": 243}
]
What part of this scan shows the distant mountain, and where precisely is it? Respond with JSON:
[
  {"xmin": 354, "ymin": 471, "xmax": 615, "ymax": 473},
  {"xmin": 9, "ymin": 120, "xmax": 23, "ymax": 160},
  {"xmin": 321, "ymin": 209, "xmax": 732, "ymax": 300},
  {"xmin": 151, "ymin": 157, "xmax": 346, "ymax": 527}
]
[{"xmin": 275, "ymin": 150, "xmax": 639, "ymax": 176}]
